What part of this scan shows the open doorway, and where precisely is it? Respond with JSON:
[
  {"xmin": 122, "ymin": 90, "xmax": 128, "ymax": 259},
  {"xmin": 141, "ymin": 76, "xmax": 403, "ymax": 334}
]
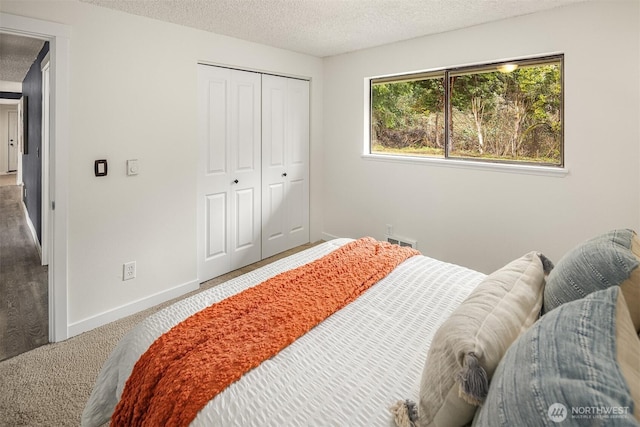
[
  {"xmin": 1, "ymin": 12, "xmax": 71, "ymax": 347},
  {"xmin": 0, "ymin": 12, "xmax": 71, "ymax": 342},
  {"xmin": 0, "ymin": 101, "xmax": 19, "ymax": 178},
  {"xmin": 0, "ymin": 34, "xmax": 50, "ymax": 360}
]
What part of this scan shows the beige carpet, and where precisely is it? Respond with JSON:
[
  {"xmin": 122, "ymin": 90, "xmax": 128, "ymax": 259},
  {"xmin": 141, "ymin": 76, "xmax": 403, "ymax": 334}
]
[
  {"xmin": 0, "ymin": 173, "xmax": 17, "ymax": 187},
  {"xmin": 0, "ymin": 242, "xmax": 319, "ymax": 426}
]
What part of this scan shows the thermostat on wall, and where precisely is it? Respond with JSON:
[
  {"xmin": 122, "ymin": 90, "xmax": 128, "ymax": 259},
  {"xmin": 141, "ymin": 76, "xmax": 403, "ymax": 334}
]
[{"xmin": 94, "ymin": 159, "xmax": 108, "ymax": 177}]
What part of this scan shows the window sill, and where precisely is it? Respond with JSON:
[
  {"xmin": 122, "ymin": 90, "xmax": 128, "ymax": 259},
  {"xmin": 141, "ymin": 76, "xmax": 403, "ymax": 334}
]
[{"xmin": 361, "ymin": 153, "xmax": 569, "ymax": 177}]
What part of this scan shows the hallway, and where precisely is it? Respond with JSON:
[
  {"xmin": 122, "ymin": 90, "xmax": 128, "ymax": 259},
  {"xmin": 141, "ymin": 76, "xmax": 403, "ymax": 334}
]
[{"xmin": 0, "ymin": 175, "xmax": 48, "ymax": 361}]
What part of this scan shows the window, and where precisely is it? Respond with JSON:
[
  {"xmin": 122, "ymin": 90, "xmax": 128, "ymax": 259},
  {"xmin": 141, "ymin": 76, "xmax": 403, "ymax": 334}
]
[{"xmin": 370, "ymin": 55, "xmax": 563, "ymax": 167}]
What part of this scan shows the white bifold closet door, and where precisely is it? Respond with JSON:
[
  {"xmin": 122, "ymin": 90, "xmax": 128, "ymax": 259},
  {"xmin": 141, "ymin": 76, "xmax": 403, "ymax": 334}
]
[
  {"xmin": 261, "ymin": 75, "xmax": 310, "ymax": 259},
  {"xmin": 198, "ymin": 65, "xmax": 310, "ymax": 282},
  {"xmin": 198, "ymin": 65, "xmax": 262, "ymax": 281}
]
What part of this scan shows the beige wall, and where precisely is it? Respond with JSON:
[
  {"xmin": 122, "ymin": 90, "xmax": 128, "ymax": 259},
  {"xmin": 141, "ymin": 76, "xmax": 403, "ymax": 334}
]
[
  {"xmin": 322, "ymin": 1, "xmax": 640, "ymax": 273},
  {"xmin": 0, "ymin": 0, "xmax": 323, "ymax": 335}
]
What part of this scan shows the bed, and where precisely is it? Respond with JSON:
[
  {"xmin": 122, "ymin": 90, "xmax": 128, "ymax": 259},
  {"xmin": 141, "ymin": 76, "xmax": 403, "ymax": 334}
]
[{"xmin": 82, "ymin": 233, "xmax": 640, "ymax": 427}]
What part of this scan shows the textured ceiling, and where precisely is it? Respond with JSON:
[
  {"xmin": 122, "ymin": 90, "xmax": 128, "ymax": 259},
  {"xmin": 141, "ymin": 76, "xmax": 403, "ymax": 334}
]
[
  {"xmin": 1, "ymin": 0, "xmax": 585, "ymax": 84},
  {"xmin": 0, "ymin": 34, "xmax": 45, "ymax": 84},
  {"xmin": 80, "ymin": 0, "xmax": 586, "ymax": 57}
]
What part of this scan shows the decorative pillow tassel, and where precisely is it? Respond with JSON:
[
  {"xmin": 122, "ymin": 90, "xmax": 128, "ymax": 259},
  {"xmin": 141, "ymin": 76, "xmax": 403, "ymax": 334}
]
[
  {"xmin": 456, "ymin": 351, "xmax": 488, "ymax": 405},
  {"xmin": 538, "ymin": 253, "xmax": 555, "ymax": 275},
  {"xmin": 389, "ymin": 399, "xmax": 418, "ymax": 427}
]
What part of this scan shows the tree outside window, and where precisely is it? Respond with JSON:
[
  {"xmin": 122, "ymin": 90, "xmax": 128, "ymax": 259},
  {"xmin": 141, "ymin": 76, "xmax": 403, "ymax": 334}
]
[{"xmin": 370, "ymin": 55, "xmax": 563, "ymax": 167}]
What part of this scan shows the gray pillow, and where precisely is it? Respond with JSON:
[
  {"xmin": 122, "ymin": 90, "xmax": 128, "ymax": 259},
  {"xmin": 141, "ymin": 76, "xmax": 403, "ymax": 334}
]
[
  {"xmin": 543, "ymin": 229, "xmax": 640, "ymax": 332},
  {"xmin": 474, "ymin": 286, "xmax": 640, "ymax": 426},
  {"xmin": 391, "ymin": 252, "xmax": 550, "ymax": 427}
]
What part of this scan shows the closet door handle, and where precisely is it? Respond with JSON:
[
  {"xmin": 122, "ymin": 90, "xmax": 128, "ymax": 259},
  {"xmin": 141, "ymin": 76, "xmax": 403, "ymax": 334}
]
[
  {"xmin": 233, "ymin": 179, "xmax": 239, "ymax": 184},
  {"xmin": 282, "ymin": 173, "xmax": 287, "ymax": 177}
]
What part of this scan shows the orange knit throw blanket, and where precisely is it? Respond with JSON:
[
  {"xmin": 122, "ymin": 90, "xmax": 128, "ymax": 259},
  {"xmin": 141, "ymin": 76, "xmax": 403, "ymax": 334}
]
[{"xmin": 112, "ymin": 237, "xmax": 419, "ymax": 427}]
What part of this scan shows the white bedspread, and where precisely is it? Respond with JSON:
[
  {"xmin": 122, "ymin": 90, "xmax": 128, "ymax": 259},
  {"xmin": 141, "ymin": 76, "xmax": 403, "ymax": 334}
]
[{"xmin": 82, "ymin": 238, "xmax": 485, "ymax": 427}]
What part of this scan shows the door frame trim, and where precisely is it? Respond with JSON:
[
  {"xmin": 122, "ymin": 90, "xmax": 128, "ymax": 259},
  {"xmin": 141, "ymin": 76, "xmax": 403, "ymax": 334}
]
[
  {"xmin": 7, "ymin": 109, "xmax": 18, "ymax": 172},
  {"xmin": 41, "ymin": 52, "xmax": 51, "ymax": 266},
  {"xmin": 0, "ymin": 13, "xmax": 71, "ymax": 342}
]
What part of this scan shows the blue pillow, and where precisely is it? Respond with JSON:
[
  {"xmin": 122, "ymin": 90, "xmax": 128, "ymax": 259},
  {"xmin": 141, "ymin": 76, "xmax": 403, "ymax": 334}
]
[
  {"xmin": 474, "ymin": 286, "xmax": 639, "ymax": 426},
  {"xmin": 542, "ymin": 229, "xmax": 640, "ymax": 332}
]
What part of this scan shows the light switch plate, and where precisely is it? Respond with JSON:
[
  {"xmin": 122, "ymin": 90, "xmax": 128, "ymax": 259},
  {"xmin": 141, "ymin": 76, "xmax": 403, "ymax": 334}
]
[{"xmin": 127, "ymin": 159, "xmax": 139, "ymax": 176}]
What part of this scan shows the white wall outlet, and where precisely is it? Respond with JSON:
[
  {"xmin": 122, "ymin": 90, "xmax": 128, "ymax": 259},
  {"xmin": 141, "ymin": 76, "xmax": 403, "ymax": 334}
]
[
  {"xmin": 123, "ymin": 261, "xmax": 136, "ymax": 281},
  {"xmin": 386, "ymin": 224, "xmax": 393, "ymax": 236}
]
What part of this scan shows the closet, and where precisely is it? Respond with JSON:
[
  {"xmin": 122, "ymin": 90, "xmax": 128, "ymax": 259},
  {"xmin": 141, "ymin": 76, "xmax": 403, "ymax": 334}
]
[{"xmin": 197, "ymin": 65, "xmax": 310, "ymax": 282}]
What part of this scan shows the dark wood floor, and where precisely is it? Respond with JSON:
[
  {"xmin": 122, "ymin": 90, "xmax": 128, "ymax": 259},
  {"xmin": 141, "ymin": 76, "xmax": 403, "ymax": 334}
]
[{"xmin": 0, "ymin": 184, "xmax": 48, "ymax": 361}]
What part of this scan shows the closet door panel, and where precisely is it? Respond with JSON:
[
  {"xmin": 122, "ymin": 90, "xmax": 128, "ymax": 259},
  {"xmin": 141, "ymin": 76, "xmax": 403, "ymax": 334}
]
[
  {"xmin": 228, "ymin": 71, "xmax": 262, "ymax": 269},
  {"xmin": 198, "ymin": 65, "xmax": 261, "ymax": 282},
  {"xmin": 205, "ymin": 193, "xmax": 227, "ymax": 259},
  {"xmin": 234, "ymin": 81, "xmax": 260, "ymax": 172},
  {"xmin": 261, "ymin": 75, "xmax": 288, "ymax": 256},
  {"xmin": 206, "ymin": 79, "xmax": 228, "ymax": 175},
  {"xmin": 264, "ymin": 182, "xmax": 286, "ymax": 243},
  {"xmin": 234, "ymin": 187, "xmax": 257, "ymax": 250},
  {"xmin": 288, "ymin": 178, "xmax": 305, "ymax": 233},
  {"xmin": 266, "ymin": 85, "xmax": 286, "ymax": 168},
  {"xmin": 262, "ymin": 75, "xmax": 310, "ymax": 258},
  {"xmin": 284, "ymin": 78, "xmax": 310, "ymax": 250},
  {"xmin": 288, "ymin": 81, "xmax": 308, "ymax": 167}
]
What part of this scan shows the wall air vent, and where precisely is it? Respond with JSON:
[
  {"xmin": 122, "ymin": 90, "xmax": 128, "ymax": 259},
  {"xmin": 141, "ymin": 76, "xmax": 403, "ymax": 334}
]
[{"xmin": 385, "ymin": 234, "xmax": 417, "ymax": 249}]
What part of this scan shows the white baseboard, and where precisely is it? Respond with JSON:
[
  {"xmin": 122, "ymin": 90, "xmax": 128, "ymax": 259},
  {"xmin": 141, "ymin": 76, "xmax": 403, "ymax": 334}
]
[
  {"xmin": 67, "ymin": 279, "xmax": 199, "ymax": 338},
  {"xmin": 21, "ymin": 200, "xmax": 42, "ymax": 261},
  {"xmin": 321, "ymin": 232, "xmax": 340, "ymax": 241}
]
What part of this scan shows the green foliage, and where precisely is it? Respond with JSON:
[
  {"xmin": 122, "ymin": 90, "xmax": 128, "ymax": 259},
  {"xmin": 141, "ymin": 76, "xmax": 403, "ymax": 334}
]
[
  {"xmin": 371, "ymin": 76, "xmax": 445, "ymax": 149},
  {"xmin": 371, "ymin": 82, "xmax": 414, "ymax": 129},
  {"xmin": 371, "ymin": 60, "xmax": 562, "ymax": 165}
]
